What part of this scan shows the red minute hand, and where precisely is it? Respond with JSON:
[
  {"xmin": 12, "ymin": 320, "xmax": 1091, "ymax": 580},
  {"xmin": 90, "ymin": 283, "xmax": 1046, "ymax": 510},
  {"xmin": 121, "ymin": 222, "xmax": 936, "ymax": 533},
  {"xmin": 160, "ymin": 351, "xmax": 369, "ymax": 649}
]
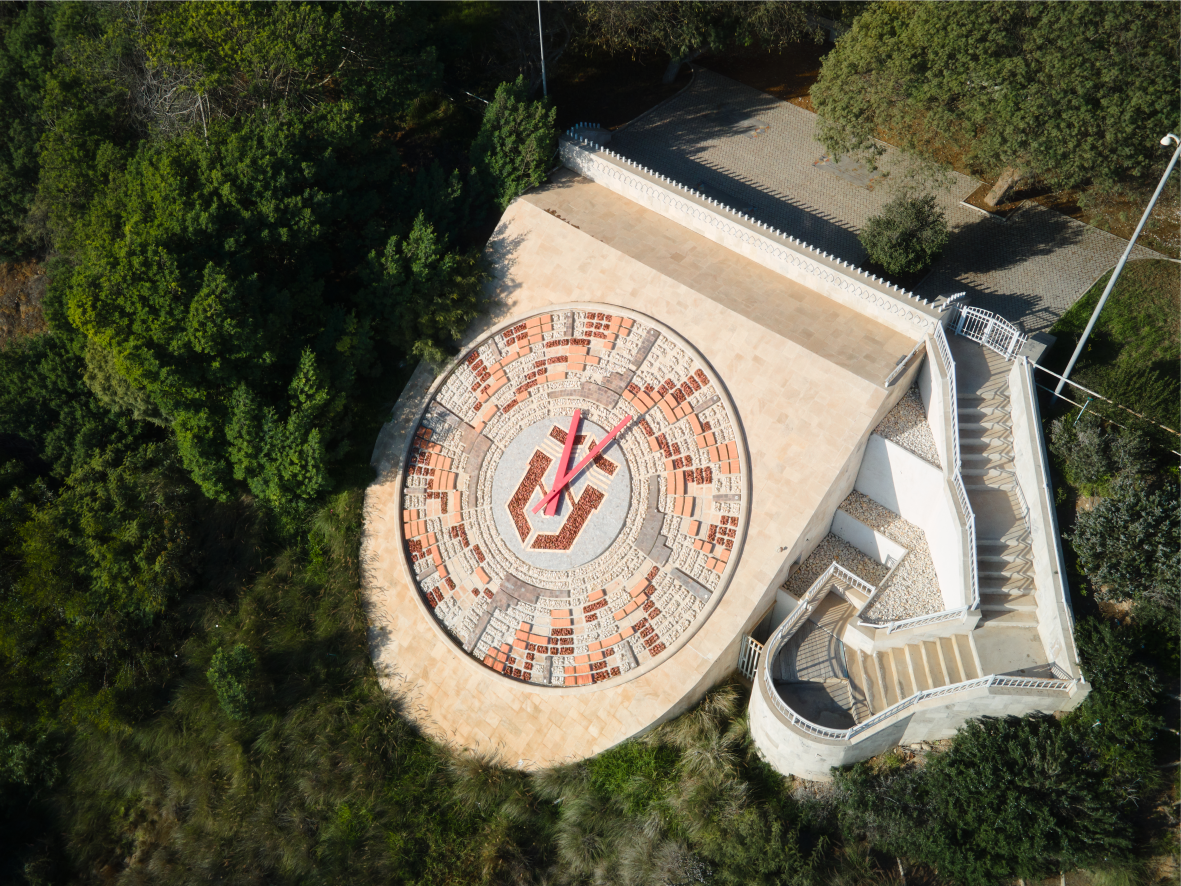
[
  {"xmin": 545, "ymin": 410, "xmax": 582, "ymax": 516},
  {"xmin": 532, "ymin": 415, "xmax": 632, "ymax": 513}
]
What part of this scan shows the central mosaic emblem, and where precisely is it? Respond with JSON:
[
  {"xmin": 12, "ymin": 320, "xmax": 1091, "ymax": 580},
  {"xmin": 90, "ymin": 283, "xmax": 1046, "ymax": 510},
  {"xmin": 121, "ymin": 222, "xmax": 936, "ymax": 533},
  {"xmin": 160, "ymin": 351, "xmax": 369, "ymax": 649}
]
[
  {"xmin": 400, "ymin": 307, "xmax": 749, "ymax": 687},
  {"xmin": 491, "ymin": 415, "xmax": 631, "ymax": 570}
]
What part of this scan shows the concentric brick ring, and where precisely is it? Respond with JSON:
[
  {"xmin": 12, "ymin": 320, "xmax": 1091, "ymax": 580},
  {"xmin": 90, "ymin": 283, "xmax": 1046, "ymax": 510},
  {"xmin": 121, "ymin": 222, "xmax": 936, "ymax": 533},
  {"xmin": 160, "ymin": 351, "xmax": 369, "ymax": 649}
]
[{"xmin": 399, "ymin": 306, "xmax": 749, "ymax": 688}]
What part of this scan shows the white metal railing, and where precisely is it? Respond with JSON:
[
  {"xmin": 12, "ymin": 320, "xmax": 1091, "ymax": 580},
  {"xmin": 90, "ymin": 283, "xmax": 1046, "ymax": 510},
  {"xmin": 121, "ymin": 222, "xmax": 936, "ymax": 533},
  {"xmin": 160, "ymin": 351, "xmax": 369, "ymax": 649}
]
[
  {"xmin": 831, "ymin": 562, "xmax": 877, "ymax": 598},
  {"xmin": 761, "ymin": 560, "xmax": 1079, "ymax": 742},
  {"xmin": 932, "ymin": 324, "xmax": 980, "ymax": 609},
  {"xmin": 954, "ymin": 306, "xmax": 1026, "ymax": 360},
  {"xmin": 880, "ymin": 606, "xmax": 970, "ymax": 634},
  {"xmin": 953, "ymin": 473, "xmax": 980, "ymax": 609},
  {"xmin": 738, "ymin": 634, "xmax": 764, "ymax": 681}
]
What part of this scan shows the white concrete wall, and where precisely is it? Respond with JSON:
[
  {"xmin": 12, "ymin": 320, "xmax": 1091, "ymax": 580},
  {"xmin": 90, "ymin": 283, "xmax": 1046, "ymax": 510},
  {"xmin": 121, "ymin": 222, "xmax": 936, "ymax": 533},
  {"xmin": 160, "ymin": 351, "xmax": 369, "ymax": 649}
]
[
  {"xmin": 854, "ymin": 435, "xmax": 969, "ymax": 610},
  {"xmin": 832, "ymin": 510, "xmax": 908, "ymax": 566},
  {"xmin": 560, "ymin": 138, "xmax": 944, "ymax": 340},
  {"xmin": 1008, "ymin": 360, "xmax": 1087, "ymax": 682}
]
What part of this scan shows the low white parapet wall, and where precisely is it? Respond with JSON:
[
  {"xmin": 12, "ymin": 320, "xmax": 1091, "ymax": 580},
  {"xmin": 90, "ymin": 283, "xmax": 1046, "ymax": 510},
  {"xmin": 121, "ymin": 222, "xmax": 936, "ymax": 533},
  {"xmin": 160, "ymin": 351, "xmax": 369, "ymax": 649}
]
[
  {"xmin": 559, "ymin": 135, "xmax": 946, "ymax": 341},
  {"xmin": 750, "ymin": 661, "xmax": 1085, "ymax": 781},
  {"xmin": 1008, "ymin": 359, "xmax": 1087, "ymax": 682}
]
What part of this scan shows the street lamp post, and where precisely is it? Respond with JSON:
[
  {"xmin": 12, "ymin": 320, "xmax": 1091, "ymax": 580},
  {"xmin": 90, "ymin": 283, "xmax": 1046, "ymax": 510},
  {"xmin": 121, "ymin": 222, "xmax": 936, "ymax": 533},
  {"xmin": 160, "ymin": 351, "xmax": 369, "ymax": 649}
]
[
  {"xmin": 1054, "ymin": 133, "xmax": 1181, "ymax": 399},
  {"xmin": 537, "ymin": 0, "xmax": 547, "ymax": 98}
]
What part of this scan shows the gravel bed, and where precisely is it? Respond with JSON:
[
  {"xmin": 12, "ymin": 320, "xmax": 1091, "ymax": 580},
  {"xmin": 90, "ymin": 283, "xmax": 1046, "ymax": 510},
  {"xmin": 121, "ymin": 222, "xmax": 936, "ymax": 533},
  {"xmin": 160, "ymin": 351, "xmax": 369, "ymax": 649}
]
[
  {"xmin": 874, "ymin": 385, "xmax": 940, "ymax": 468},
  {"xmin": 781, "ymin": 533, "xmax": 887, "ymax": 599},
  {"xmin": 839, "ymin": 491, "xmax": 944, "ymax": 622}
]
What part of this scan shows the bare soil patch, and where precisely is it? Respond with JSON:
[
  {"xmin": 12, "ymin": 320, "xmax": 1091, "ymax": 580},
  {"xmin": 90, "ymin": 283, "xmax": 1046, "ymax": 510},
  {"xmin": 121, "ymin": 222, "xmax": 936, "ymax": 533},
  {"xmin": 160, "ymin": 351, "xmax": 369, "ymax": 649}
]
[{"xmin": 0, "ymin": 260, "xmax": 48, "ymax": 348}]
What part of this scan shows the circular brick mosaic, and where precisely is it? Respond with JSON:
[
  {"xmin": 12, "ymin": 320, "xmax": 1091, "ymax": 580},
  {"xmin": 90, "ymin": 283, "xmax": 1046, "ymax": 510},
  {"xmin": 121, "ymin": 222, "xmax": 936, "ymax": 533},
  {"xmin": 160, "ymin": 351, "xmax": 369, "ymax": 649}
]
[{"xmin": 400, "ymin": 306, "xmax": 748, "ymax": 687}]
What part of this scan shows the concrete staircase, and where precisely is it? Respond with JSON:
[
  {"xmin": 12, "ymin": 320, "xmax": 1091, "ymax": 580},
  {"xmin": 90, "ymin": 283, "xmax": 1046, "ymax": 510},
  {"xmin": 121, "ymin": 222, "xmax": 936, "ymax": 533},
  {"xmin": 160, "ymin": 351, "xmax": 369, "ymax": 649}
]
[
  {"xmin": 845, "ymin": 632, "xmax": 983, "ymax": 721},
  {"xmin": 951, "ymin": 339, "xmax": 1038, "ymax": 628}
]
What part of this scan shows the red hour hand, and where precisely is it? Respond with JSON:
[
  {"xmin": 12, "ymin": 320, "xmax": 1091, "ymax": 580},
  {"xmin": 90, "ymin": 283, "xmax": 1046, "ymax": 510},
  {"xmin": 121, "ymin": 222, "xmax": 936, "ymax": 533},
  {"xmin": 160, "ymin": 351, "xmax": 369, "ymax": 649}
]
[
  {"xmin": 532, "ymin": 415, "xmax": 631, "ymax": 513},
  {"xmin": 545, "ymin": 410, "xmax": 582, "ymax": 516}
]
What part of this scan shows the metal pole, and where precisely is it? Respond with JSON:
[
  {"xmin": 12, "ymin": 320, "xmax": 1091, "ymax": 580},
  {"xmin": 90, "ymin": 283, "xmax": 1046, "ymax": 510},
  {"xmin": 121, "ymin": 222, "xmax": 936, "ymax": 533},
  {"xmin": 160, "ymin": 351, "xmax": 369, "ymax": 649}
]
[
  {"xmin": 537, "ymin": 0, "xmax": 547, "ymax": 98},
  {"xmin": 1054, "ymin": 134, "xmax": 1181, "ymax": 398}
]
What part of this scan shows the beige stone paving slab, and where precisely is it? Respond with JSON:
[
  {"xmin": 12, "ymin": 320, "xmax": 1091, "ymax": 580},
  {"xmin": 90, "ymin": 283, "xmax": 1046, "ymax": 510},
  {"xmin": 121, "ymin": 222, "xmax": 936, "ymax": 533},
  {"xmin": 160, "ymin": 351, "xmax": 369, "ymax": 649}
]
[
  {"xmin": 361, "ymin": 179, "xmax": 920, "ymax": 767},
  {"xmin": 526, "ymin": 172, "xmax": 916, "ymax": 385}
]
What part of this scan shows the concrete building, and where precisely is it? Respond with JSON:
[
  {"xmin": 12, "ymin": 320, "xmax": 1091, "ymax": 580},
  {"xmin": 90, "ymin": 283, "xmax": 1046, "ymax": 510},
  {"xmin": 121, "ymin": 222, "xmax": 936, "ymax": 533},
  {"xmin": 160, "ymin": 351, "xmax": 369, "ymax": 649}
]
[{"xmin": 359, "ymin": 129, "xmax": 1087, "ymax": 779}]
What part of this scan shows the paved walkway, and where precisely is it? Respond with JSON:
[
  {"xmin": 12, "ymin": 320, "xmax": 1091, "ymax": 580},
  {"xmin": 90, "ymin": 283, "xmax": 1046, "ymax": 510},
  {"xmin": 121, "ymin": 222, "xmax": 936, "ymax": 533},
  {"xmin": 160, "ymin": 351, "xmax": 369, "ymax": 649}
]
[{"xmin": 608, "ymin": 69, "xmax": 1162, "ymax": 333}]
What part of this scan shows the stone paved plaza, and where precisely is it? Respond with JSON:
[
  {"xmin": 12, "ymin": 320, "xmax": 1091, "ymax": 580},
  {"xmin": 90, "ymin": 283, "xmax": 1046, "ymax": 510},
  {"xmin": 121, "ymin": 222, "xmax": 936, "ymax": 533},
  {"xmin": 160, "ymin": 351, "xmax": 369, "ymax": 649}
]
[
  {"xmin": 608, "ymin": 69, "xmax": 1162, "ymax": 332},
  {"xmin": 360, "ymin": 170, "xmax": 922, "ymax": 765}
]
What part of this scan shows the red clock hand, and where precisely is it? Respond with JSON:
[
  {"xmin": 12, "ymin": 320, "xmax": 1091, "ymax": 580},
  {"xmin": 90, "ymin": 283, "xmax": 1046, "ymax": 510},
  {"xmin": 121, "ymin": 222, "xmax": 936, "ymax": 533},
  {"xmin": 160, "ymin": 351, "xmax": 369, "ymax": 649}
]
[
  {"xmin": 545, "ymin": 410, "xmax": 582, "ymax": 517},
  {"xmin": 532, "ymin": 415, "xmax": 632, "ymax": 513}
]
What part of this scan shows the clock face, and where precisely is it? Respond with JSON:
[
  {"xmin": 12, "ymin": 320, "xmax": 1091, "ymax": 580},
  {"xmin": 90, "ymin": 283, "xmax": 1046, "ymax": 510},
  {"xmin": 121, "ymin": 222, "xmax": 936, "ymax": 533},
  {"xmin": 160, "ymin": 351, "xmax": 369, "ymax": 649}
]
[{"xmin": 400, "ymin": 307, "xmax": 748, "ymax": 688}]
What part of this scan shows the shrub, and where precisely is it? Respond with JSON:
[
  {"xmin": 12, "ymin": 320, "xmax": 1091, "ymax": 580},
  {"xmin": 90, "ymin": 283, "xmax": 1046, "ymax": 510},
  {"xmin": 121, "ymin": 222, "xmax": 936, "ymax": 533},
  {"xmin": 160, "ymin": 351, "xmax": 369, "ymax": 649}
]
[
  {"xmin": 1049, "ymin": 412, "xmax": 1113, "ymax": 487},
  {"xmin": 206, "ymin": 644, "xmax": 256, "ymax": 721},
  {"xmin": 1068, "ymin": 475, "xmax": 1180, "ymax": 619},
  {"xmin": 858, "ymin": 192, "xmax": 949, "ymax": 276},
  {"xmin": 1109, "ymin": 423, "xmax": 1157, "ymax": 477},
  {"xmin": 470, "ymin": 76, "xmax": 557, "ymax": 212}
]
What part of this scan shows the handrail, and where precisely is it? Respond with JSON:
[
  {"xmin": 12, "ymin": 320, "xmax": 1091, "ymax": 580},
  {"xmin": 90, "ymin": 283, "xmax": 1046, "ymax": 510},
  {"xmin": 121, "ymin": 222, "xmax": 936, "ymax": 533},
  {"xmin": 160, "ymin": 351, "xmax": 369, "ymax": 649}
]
[
  {"xmin": 738, "ymin": 634, "xmax": 764, "ymax": 681},
  {"xmin": 878, "ymin": 606, "xmax": 969, "ymax": 634},
  {"xmin": 830, "ymin": 561, "xmax": 877, "ymax": 599},
  {"xmin": 884, "ymin": 338, "xmax": 925, "ymax": 388},
  {"xmin": 932, "ymin": 322, "xmax": 980, "ymax": 609},
  {"xmin": 955, "ymin": 305, "xmax": 1027, "ymax": 360},
  {"xmin": 760, "ymin": 562, "xmax": 1078, "ymax": 742}
]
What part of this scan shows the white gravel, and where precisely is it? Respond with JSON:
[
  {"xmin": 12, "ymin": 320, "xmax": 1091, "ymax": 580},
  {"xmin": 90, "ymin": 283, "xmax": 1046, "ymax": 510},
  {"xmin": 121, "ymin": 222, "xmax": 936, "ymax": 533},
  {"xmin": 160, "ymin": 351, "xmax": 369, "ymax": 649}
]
[
  {"xmin": 874, "ymin": 385, "xmax": 940, "ymax": 468},
  {"xmin": 838, "ymin": 490, "xmax": 944, "ymax": 622},
  {"xmin": 781, "ymin": 533, "xmax": 888, "ymax": 599}
]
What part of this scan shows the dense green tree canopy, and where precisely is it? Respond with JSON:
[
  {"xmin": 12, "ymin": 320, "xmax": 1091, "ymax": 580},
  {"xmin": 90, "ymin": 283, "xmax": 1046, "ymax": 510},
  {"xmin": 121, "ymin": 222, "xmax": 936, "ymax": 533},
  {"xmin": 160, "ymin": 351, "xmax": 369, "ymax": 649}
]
[
  {"xmin": 812, "ymin": 2, "xmax": 1181, "ymax": 190},
  {"xmin": 63, "ymin": 106, "xmax": 485, "ymax": 505},
  {"xmin": 582, "ymin": 1, "xmax": 821, "ymax": 79}
]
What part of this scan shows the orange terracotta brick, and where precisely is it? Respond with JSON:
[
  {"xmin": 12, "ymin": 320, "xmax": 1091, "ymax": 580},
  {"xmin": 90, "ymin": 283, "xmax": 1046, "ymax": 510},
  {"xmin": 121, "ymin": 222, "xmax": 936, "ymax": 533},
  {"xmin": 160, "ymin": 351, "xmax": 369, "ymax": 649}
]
[{"xmin": 475, "ymin": 567, "xmax": 490, "ymax": 585}]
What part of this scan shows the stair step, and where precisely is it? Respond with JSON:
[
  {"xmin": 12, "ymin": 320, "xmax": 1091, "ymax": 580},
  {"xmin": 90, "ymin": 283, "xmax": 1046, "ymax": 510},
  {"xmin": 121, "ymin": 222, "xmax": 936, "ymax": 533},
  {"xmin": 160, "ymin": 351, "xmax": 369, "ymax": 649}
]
[
  {"xmin": 844, "ymin": 650, "xmax": 874, "ymax": 722},
  {"xmin": 922, "ymin": 640, "xmax": 948, "ymax": 688},
  {"xmin": 861, "ymin": 650, "xmax": 886, "ymax": 715},
  {"xmin": 978, "ymin": 608, "xmax": 1039, "ymax": 626},
  {"xmin": 873, "ymin": 651, "xmax": 899, "ymax": 707},
  {"xmin": 977, "ymin": 583, "xmax": 1034, "ymax": 597},
  {"xmin": 890, "ymin": 647, "xmax": 915, "ymax": 700},
  {"xmin": 964, "ymin": 632, "xmax": 984, "ymax": 678},
  {"xmin": 938, "ymin": 636, "xmax": 965, "ymax": 684},
  {"xmin": 906, "ymin": 645, "xmax": 930, "ymax": 692},
  {"xmin": 978, "ymin": 552, "xmax": 1033, "ymax": 568},
  {"xmin": 980, "ymin": 592, "xmax": 1038, "ymax": 610},
  {"xmin": 977, "ymin": 540, "xmax": 1032, "ymax": 557}
]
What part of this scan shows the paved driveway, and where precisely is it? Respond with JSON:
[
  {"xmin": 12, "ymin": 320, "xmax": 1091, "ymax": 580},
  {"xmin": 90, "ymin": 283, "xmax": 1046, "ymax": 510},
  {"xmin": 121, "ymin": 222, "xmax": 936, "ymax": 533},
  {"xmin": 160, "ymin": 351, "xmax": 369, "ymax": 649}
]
[{"xmin": 607, "ymin": 69, "xmax": 1162, "ymax": 333}]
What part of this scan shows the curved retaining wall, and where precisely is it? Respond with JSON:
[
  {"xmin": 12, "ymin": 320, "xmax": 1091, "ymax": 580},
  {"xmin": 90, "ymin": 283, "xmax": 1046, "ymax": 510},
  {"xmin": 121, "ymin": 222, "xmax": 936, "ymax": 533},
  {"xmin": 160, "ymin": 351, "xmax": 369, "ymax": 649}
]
[{"xmin": 750, "ymin": 661, "xmax": 1085, "ymax": 781}]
